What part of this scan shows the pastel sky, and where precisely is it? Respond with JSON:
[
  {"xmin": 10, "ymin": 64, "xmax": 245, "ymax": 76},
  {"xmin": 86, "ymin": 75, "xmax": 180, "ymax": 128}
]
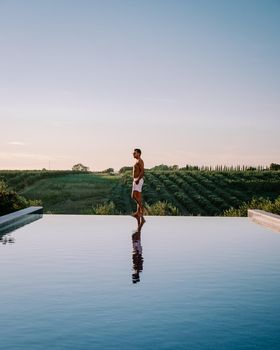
[{"xmin": 0, "ymin": 0, "xmax": 279, "ymax": 171}]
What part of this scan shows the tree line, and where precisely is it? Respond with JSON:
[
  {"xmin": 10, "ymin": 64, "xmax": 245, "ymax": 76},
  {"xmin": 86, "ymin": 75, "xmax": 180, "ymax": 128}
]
[
  {"xmin": 41, "ymin": 163, "xmax": 280, "ymax": 174},
  {"xmin": 119, "ymin": 163, "xmax": 280, "ymax": 173}
]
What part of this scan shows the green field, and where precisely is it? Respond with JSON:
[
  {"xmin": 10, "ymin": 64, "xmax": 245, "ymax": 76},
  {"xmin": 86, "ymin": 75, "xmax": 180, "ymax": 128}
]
[{"xmin": 1, "ymin": 170, "xmax": 280, "ymax": 215}]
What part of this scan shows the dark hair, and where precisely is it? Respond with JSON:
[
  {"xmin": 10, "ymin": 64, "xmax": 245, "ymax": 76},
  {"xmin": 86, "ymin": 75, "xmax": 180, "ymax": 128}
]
[{"xmin": 134, "ymin": 148, "xmax": 141, "ymax": 155}]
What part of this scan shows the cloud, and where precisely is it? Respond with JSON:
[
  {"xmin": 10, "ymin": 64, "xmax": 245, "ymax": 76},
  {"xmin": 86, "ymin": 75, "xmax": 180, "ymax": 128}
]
[
  {"xmin": 0, "ymin": 152, "xmax": 53, "ymax": 161},
  {"xmin": 7, "ymin": 141, "xmax": 26, "ymax": 146}
]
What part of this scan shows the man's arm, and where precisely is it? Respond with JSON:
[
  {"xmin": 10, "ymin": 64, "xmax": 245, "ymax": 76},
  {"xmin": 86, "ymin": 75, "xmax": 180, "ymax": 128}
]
[{"xmin": 136, "ymin": 160, "xmax": 144, "ymax": 183}]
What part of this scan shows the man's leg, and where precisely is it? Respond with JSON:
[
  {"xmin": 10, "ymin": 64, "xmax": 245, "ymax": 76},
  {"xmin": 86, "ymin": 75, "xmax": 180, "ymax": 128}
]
[
  {"xmin": 131, "ymin": 190, "xmax": 141, "ymax": 226},
  {"xmin": 138, "ymin": 192, "xmax": 144, "ymax": 216},
  {"xmin": 131, "ymin": 190, "xmax": 139, "ymax": 216},
  {"xmin": 135, "ymin": 191, "xmax": 146, "ymax": 227},
  {"xmin": 133, "ymin": 191, "xmax": 144, "ymax": 216},
  {"xmin": 132, "ymin": 191, "xmax": 146, "ymax": 227}
]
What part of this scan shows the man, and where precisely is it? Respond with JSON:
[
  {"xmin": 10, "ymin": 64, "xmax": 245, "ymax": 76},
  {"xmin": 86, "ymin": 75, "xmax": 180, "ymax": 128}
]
[{"xmin": 131, "ymin": 148, "xmax": 145, "ymax": 227}]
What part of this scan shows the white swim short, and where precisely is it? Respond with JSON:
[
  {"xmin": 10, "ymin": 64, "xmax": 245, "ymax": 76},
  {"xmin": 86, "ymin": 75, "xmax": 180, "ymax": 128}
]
[{"xmin": 132, "ymin": 178, "xmax": 144, "ymax": 192}]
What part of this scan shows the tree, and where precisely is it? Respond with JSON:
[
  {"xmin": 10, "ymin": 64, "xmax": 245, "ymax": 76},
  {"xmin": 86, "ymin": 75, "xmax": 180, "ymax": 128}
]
[
  {"xmin": 0, "ymin": 180, "xmax": 41, "ymax": 215},
  {"xmin": 270, "ymin": 163, "xmax": 280, "ymax": 170},
  {"xmin": 101, "ymin": 168, "xmax": 114, "ymax": 174},
  {"xmin": 119, "ymin": 166, "xmax": 133, "ymax": 174},
  {"xmin": 72, "ymin": 163, "xmax": 90, "ymax": 172},
  {"xmin": 150, "ymin": 164, "xmax": 169, "ymax": 171},
  {"xmin": 246, "ymin": 166, "xmax": 256, "ymax": 171}
]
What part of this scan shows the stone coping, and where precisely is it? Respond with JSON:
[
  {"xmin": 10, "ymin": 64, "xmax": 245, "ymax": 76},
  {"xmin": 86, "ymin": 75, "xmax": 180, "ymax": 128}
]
[
  {"xmin": 248, "ymin": 209, "xmax": 280, "ymax": 233},
  {"xmin": 0, "ymin": 206, "xmax": 43, "ymax": 236}
]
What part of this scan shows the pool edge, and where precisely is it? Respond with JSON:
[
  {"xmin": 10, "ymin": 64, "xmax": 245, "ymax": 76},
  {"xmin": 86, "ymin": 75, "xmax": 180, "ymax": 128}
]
[
  {"xmin": 248, "ymin": 209, "xmax": 280, "ymax": 233},
  {"xmin": 0, "ymin": 206, "xmax": 43, "ymax": 235}
]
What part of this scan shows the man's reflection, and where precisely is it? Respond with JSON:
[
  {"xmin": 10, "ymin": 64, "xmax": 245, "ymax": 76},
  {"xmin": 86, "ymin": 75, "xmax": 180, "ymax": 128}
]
[{"xmin": 132, "ymin": 228, "xmax": 144, "ymax": 284}]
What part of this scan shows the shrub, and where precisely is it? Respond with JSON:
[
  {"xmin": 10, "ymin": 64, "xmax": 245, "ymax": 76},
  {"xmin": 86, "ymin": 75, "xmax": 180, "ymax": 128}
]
[
  {"xmin": 223, "ymin": 196, "xmax": 280, "ymax": 217},
  {"xmin": 91, "ymin": 201, "xmax": 119, "ymax": 215},
  {"xmin": 146, "ymin": 201, "xmax": 179, "ymax": 216}
]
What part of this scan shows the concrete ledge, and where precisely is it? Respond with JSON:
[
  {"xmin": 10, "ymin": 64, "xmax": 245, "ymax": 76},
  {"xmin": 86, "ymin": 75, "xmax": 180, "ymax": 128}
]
[
  {"xmin": 0, "ymin": 206, "xmax": 43, "ymax": 236},
  {"xmin": 248, "ymin": 209, "xmax": 280, "ymax": 233}
]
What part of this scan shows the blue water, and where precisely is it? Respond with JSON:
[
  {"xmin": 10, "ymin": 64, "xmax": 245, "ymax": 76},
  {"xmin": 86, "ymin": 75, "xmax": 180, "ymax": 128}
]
[{"xmin": 0, "ymin": 215, "xmax": 280, "ymax": 350}]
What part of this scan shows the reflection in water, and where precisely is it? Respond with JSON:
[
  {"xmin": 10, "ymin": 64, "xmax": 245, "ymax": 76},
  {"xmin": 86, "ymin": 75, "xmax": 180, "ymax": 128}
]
[
  {"xmin": 132, "ymin": 228, "xmax": 144, "ymax": 284},
  {"xmin": 0, "ymin": 212, "xmax": 43, "ymax": 244},
  {"xmin": 0, "ymin": 233, "xmax": 15, "ymax": 245}
]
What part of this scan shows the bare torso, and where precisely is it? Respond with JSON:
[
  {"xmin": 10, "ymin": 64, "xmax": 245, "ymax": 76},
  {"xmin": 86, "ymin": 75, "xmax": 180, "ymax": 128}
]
[{"xmin": 133, "ymin": 159, "xmax": 144, "ymax": 179}]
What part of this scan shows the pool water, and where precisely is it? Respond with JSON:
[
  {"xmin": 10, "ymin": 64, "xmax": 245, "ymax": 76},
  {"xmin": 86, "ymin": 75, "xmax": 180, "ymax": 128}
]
[{"xmin": 0, "ymin": 215, "xmax": 280, "ymax": 350}]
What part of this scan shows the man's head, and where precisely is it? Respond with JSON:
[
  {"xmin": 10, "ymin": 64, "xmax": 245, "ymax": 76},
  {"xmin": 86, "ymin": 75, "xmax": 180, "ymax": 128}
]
[{"xmin": 133, "ymin": 148, "xmax": 141, "ymax": 159}]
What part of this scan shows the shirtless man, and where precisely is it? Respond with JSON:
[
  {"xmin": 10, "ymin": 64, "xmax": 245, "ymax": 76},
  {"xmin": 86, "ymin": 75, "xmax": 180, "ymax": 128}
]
[{"xmin": 131, "ymin": 148, "xmax": 145, "ymax": 227}]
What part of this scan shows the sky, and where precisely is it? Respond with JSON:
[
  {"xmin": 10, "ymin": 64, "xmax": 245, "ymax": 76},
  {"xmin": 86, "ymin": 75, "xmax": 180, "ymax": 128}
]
[{"xmin": 0, "ymin": 0, "xmax": 279, "ymax": 171}]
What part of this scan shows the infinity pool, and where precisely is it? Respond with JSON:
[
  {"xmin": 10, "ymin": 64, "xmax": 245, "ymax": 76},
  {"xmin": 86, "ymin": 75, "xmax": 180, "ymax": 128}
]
[{"xmin": 0, "ymin": 215, "xmax": 280, "ymax": 350}]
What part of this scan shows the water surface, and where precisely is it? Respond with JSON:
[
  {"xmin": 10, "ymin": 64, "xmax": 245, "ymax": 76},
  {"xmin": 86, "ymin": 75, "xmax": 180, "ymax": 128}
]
[{"xmin": 0, "ymin": 215, "xmax": 280, "ymax": 349}]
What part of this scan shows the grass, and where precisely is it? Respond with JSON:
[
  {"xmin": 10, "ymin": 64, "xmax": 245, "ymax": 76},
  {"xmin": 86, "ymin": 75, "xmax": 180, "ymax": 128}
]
[
  {"xmin": 16, "ymin": 173, "xmax": 130, "ymax": 214},
  {"xmin": 0, "ymin": 170, "xmax": 279, "ymax": 215}
]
